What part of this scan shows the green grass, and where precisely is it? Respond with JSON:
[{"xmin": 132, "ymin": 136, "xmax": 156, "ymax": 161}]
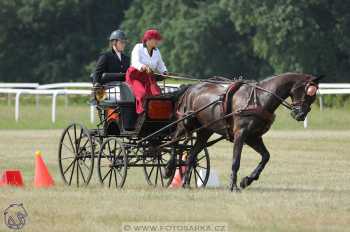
[{"xmin": 0, "ymin": 130, "xmax": 350, "ymax": 231}]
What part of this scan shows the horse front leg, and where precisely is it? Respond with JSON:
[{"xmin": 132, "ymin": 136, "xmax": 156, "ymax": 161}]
[
  {"xmin": 240, "ymin": 137, "xmax": 270, "ymax": 189},
  {"xmin": 229, "ymin": 129, "xmax": 247, "ymax": 192}
]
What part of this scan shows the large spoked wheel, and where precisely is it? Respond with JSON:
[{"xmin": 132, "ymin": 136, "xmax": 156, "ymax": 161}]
[
  {"xmin": 58, "ymin": 123, "xmax": 95, "ymax": 187},
  {"xmin": 143, "ymin": 147, "xmax": 175, "ymax": 187},
  {"xmin": 182, "ymin": 147, "xmax": 210, "ymax": 188},
  {"xmin": 97, "ymin": 138, "xmax": 128, "ymax": 188}
]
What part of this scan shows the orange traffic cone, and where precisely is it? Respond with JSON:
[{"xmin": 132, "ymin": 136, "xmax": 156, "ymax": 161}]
[
  {"xmin": 0, "ymin": 170, "xmax": 24, "ymax": 187},
  {"xmin": 170, "ymin": 153, "xmax": 188, "ymax": 188},
  {"xmin": 34, "ymin": 151, "xmax": 54, "ymax": 188},
  {"xmin": 170, "ymin": 169, "xmax": 183, "ymax": 188}
]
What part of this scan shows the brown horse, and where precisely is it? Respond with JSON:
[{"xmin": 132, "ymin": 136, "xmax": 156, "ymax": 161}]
[{"xmin": 167, "ymin": 72, "xmax": 322, "ymax": 192}]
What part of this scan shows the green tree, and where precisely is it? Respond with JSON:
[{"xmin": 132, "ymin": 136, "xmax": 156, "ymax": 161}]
[
  {"xmin": 122, "ymin": 0, "xmax": 272, "ymax": 79},
  {"xmin": 222, "ymin": 0, "xmax": 350, "ymax": 82},
  {"xmin": 0, "ymin": 0, "xmax": 131, "ymax": 83}
]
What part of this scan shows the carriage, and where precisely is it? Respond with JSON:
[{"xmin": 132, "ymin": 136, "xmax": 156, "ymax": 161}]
[{"xmin": 58, "ymin": 73, "xmax": 211, "ymax": 188}]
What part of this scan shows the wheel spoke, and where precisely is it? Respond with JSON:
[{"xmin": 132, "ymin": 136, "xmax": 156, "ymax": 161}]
[
  {"xmin": 62, "ymin": 142, "xmax": 75, "ymax": 155},
  {"xmin": 197, "ymin": 165, "xmax": 207, "ymax": 170},
  {"xmin": 114, "ymin": 139, "xmax": 117, "ymax": 155},
  {"xmin": 159, "ymin": 162, "xmax": 164, "ymax": 186},
  {"xmin": 107, "ymin": 140, "xmax": 112, "ymax": 156},
  {"xmin": 73, "ymin": 124, "xmax": 78, "ymax": 152},
  {"xmin": 68, "ymin": 159, "xmax": 76, "ymax": 185},
  {"xmin": 76, "ymin": 158, "xmax": 79, "ymax": 187},
  {"xmin": 155, "ymin": 165, "xmax": 159, "ymax": 185},
  {"xmin": 61, "ymin": 156, "xmax": 76, "ymax": 160},
  {"xmin": 80, "ymin": 139, "xmax": 90, "ymax": 151},
  {"xmin": 63, "ymin": 159, "xmax": 76, "ymax": 175},
  {"xmin": 194, "ymin": 168, "xmax": 204, "ymax": 185},
  {"xmin": 193, "ymin": 168, "xmax": 198, "ymax": 187},
  {"xmin": 67, "ymin": 130, "xmax": 76, "ymax": 154},
  {"xmin": 196, "ymin": 154, "xmax": 206, "ymax": 162},
  {"xmin": 114, "ymin": 169, "xmax": 118, "ymax": 188},
  {"xmin": 147, "ymin": 166, "xmax": 155, "ymax": 179},
  {"xmin": 77, "ymin": 161, "xmax": 86, "ymax": 183},
  {"xmin": 76, "ymin": 128, "xmax": 83, "ymax": 151},
  {"xmin": 188, "ymin": 168, "xmax": 193, "ymax": 186},
  {"xmin": 108, "ymin": 168, "xmax": 113, "ymax": 187},
  {"xmin": 102, "ymin": 169, "xmax": 112, "ymax": 182}
]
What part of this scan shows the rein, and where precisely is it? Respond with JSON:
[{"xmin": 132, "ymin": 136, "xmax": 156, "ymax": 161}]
[{"xmin": 157, "ymin": 72, "xmax": 294, "ymax": 111}]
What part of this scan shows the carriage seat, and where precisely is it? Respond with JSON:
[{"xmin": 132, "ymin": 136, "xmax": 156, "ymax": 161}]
[
  {"xmin": 98, "ymin": 73, "xmax": 135, "ymax": 103},
  {"xmin": 119, "ymin": 82, "xmax": 135, "ymax": 102},
  {"xmin": 99, "ymin": 73, "xmax": 137, "ymax": 131}
]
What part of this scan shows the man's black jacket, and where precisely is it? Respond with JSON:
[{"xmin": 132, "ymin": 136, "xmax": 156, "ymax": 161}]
[{"xmin": 92, "ymin": 49, "xmax": 130, "ymax": 83}]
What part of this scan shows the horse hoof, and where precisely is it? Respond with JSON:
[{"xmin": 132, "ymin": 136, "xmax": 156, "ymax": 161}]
[
  {"xmin": 229, "ymin": 185, "xmax": 241, "ymax": 193},
  {"xmin": 164, "ymin": 162, "xmax": 176, "ymax": 178},
  {"xmin": 182, "ymin": 182, "xmax": 191, "ymax": 189},
  {"xmin": 240, "ymin": 176, "xmax": 252, "ymax": 189}
]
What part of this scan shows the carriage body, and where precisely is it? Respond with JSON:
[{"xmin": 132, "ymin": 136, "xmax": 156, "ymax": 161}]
[{"xmin": 58, "ymin": 73, "xmax": 210, "ymax": 189}]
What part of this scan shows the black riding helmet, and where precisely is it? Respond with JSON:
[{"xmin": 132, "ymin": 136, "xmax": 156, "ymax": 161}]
[{"xmin": 109, "ymin": 30, "xmax": 127, "ymax": 41}]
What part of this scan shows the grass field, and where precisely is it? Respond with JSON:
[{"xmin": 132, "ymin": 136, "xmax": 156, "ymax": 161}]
[{"xmin": 1, "ymin": 129, "xmax": 350, "ymax": 232}]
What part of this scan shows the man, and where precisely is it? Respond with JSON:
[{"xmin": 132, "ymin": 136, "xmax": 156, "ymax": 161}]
[
  {"xmin": 92, "ymin": 30, "xmax": 130, "ymax": 134},
  {"xmin": 93, "ymin": 30, "xmax": 130, "ymax": 83}
]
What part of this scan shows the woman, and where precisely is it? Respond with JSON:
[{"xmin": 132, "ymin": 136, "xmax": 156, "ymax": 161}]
[{"xmin": 126, "ymin": 29, "xmax": 168, "ymax": 114}]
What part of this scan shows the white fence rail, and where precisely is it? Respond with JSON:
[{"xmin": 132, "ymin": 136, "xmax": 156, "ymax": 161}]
[
  {"xmin": 0, "ymin": 82, "xmax": 179, "ymax": 124},
  {"xmin": 0, "ymin": 82, "xmax": 349, "ymax": 127}
]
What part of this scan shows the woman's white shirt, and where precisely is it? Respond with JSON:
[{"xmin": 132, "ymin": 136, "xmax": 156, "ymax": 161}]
[{"xmin": 131, "ymin": 43, "xmax": 167, "ymax": 73}]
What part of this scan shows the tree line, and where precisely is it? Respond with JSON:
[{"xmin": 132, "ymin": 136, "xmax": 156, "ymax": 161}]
[{"xmin": 1, "ymin": 0, "xmax": 349, "ymax": 83}]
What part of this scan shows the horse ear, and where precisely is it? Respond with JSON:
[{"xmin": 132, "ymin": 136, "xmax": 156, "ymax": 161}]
[{"xmin": 312, "ymin": 75, "xmax": 325, "ymax": 83}]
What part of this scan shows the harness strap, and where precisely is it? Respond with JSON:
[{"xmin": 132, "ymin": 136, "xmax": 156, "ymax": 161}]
[{"xmin": 247, "ymin": 84, "xmax": 293, "ymax": 110}]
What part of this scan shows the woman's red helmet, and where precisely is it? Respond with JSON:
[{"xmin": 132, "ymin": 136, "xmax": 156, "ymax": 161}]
[{"xmin": 142, "ymin": 29, "xmax": 162, "ymax": 43}]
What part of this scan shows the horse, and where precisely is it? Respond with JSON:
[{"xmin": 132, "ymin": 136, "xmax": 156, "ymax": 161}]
[{"xmin": 166, "ymin": 72, "xmax": 322, "ymax": 192}]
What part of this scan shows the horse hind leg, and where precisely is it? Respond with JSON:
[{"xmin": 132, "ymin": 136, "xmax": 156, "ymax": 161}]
[
  {"xmin": 240, "ymin": 137, "xmax": 270, "ymax": 189},
  {"xmin": 164, "ymin": 124, "xmax": 187, "ymax": 178},
  {"xmin": 182, "ymin": 129, "xmax": 213, "ymax": 188}
]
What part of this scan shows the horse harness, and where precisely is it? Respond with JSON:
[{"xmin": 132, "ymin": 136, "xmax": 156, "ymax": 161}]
[{"xmin": 175, "ymin": 79, "xmax": 318, "ymax": 141}]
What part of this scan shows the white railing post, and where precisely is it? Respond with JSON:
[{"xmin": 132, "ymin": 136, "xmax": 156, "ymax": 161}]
[
  {"xmin": 15, "ymin": 91, "xmax": 23, "ymax": 122},
  {"xmin": 7, "ymin": 93, "xmax": 11, "ymax": 106},
  {"xmin": 36, "ymin": 94, "xmax": 40, "ymax": 110},
  {"xmin": 319, "ymin": 95, "xmax": 323, "ymax": 111},
  {"xmin": 52, "ymin": 91, "xmax": 59, "ymax": 123}
]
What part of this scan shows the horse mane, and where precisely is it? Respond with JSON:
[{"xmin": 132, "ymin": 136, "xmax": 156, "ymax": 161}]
[{"xmin": 258, "ymin": 72, "xmax": 306, "ymax": 85}]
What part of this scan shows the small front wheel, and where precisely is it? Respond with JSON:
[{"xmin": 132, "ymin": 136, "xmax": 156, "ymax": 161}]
[{"xmin": 97, "ymin": 138, "xmax": 128, "ymax": 188}]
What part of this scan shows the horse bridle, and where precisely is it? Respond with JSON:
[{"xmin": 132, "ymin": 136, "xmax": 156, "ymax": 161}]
[{"xmin": 289, "ymin": 81, "xmax": 319, "ymax": 108}]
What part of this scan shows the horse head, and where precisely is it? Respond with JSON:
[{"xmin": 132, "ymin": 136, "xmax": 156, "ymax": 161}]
[{"xmin": 289, "ymin": 74, "xmax": 323, "ymax": 121}]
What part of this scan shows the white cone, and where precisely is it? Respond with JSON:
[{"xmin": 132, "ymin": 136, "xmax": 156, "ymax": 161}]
[{"xmin": 197, "ymin": 168, "xmax": 220, "ymax": 187}]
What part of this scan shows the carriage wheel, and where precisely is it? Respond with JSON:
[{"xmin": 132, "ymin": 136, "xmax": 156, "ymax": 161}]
[
  {"xmin": 143, "ymin": 148, "xmax": 175, "ymax": 187},
  {"xmin": 181, "ymin": 147, "xmax": 210, "ymax": 188},
  {"xmin": 58, "ymin": 123, "xmax": 95, "ymax": 187},
  {"xmin": 97, "ymin": 138, "xmax": 127, "ymax": 188}
]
